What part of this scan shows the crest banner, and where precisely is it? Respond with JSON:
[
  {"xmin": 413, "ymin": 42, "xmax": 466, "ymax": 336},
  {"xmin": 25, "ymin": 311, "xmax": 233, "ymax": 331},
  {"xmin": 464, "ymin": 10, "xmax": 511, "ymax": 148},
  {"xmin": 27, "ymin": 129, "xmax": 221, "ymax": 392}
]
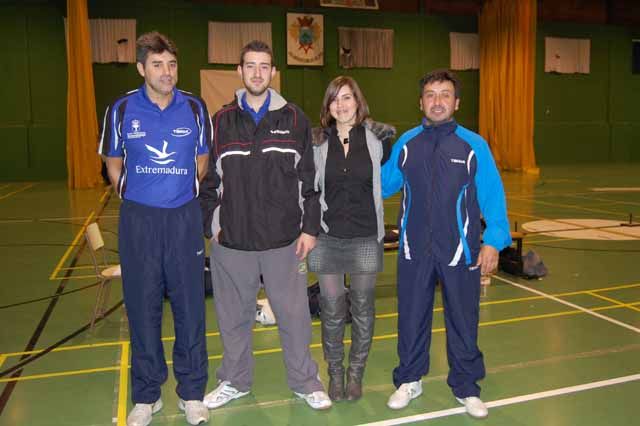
[{"xmin": 287, "ymin": 13, "xmax": 324, "ymax": 66}]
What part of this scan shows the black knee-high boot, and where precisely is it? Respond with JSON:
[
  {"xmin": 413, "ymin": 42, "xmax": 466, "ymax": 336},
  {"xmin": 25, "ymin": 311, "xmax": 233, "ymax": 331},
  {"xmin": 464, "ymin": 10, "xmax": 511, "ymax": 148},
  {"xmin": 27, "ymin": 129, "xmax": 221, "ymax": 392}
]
[
  {"xmin": 346, "ymin": 286, "xmax": 375, "ymax": 400},
  {"xmin": 320, "ymin": 293, "xmax": 347, "ymax": 401}
]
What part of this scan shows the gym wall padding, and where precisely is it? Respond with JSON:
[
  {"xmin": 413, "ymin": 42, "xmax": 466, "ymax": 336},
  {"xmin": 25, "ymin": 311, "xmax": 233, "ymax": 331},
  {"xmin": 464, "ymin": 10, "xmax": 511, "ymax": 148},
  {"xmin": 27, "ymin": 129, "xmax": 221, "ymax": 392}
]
[{"xmin": 1, "ymin": 0, "xmax": 638, "ymax": 181}]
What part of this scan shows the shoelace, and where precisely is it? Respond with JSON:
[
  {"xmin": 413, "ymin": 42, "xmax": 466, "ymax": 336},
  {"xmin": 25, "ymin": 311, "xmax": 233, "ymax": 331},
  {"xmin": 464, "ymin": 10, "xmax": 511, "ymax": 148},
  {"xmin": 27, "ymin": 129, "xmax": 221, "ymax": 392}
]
[{"xmin": 215, "ymin": 385, "xmax": 239, "ymax": 400}]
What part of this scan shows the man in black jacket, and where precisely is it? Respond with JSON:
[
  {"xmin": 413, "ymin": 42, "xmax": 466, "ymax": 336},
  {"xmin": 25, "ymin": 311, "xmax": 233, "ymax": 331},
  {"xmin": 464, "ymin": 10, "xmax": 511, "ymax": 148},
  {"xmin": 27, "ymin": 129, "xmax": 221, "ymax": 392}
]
[{"xmin": 199, "ymin": 41, "xmax": 331, "ymax": 411}]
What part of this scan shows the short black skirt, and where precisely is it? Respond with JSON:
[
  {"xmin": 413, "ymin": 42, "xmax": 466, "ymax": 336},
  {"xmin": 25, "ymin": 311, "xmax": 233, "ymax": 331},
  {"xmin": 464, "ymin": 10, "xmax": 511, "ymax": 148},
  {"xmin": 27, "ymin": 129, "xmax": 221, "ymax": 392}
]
[{"xmin": 307, "ymin": 233, "xmax": 383, "ymax": 274}]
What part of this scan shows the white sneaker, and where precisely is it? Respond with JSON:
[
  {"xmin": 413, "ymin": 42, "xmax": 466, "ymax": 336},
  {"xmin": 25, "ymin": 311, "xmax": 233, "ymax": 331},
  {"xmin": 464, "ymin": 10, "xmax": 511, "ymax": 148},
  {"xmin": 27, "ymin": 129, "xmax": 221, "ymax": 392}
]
[
  {"xmin": 126, "ymin": 399, "xmax": 163, "ymax": 426},
  {"xmin": 203, "ymin": 381, "xmax": 250, "ymax": 409},
  {"xmin": 294, "ymin": 390, "xmax": 333, "ymax": 410},
  {"xmin": 178, "ymin": 399, "xmax": 209, "ymax": 425},
  {"xmin": 387, "ymin": 380, "xmax": 423, "ymax": 410},
  {"xmin": 456, "ymin": 396, "xmax": 488, "ymax": 418}
]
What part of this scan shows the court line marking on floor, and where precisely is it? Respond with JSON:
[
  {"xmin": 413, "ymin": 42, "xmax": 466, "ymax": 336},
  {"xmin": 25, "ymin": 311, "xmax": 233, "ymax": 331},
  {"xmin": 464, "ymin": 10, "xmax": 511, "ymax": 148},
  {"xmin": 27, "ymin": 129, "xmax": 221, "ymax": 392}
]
[
  {"xmin": 493, "ymin": 275, "xmax": 640, "ymax": 334},
  {"xmin": 139, "ymin": 344, "xmax": 640, "ymax": 420},
  {"xmin": 587, "ymin": 292, "xmax": 640, "ymax": 313},
  {"xmin": 117, "ymin": 342, "xmax": 129, "ymax": 426},
  {"xmin": 0, "ymin": 183, "xmax": 37, "ymax": 201},
  {"xmin": 3, "ymin": 281, "xmax": 639, "ymax": 359},
  {"xmin": 48, "ymin": 211, "xmax": 96, "ymax": 280},
  {"xmin": 506, "ymin": 209, "xmax": 639, "ymax": 240},
  {"xmin": 356, "ymin": 373, "xmax": 640, "ymax": 426},
  {"xmin": 0, "ymin": 356, "xmax": 5, "ymax": 369},
  {"xmin": 565, "ymin": 193, "xmax": 640, "ymax": 208},
  {"xmin": 3, "ymin": 300, "xmax": 640, "ymax": 384},
  {"xmin": 507, "ymin": 195, "xmax": 629, "ymax": 217}
]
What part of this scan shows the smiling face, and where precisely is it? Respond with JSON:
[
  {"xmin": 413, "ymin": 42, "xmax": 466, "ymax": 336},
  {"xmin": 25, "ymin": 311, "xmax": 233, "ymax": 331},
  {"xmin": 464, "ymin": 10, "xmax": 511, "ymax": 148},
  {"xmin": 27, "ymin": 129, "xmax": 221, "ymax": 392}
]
[
  {"xmin": 137, "ymin": 50, "xmax": 178, "ymax": 101},
  {"xmin": 237, "ymin": 51, "xmax": 275, "ymax": 97},
  {"xmin": 420, "ymin": 79, "xmax": 460, "ymax": 125},
  {"xmin": 329, "ymin": 84, "xmax": 358, "ymax": 127}
]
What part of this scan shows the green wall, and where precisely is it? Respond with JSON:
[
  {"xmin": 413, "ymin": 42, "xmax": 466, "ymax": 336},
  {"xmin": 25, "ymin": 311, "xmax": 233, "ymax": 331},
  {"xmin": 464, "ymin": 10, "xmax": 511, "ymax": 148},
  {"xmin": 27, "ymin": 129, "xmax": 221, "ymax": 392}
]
[
  {"xmin": 535, "ymin": 22, "xmax": 640, "ymax": 164},
  {"xmin": 1, "ymin": 0, "xmax": 638, "ymax": 181}
]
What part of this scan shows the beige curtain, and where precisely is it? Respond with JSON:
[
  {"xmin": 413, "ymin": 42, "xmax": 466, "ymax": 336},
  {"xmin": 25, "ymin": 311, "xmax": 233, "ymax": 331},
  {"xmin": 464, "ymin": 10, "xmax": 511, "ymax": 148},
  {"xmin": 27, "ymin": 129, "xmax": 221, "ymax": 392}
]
[
  {"xmin": 338, "ymin": 27, "xmax": 393, "ymax": 69},
  {"xmin": 479, "ymin": 0, "xmax": 538, "ymax": 173},
  {"xmin": 64, "ymin": 18, "xmax": 136, "ymax": 63},
  {"xmin": 200, "ymin": 70, "xmax": 281, "ymax": 115},
  {"xmin": 450, "ymin": 32, "xmax": 479, "ymax": 70},
  {"xmin": 90, "ymin": 19, "xmax": 136, "ymax": 63},
  {"xmin": 208, "ymin": 22, "xmax": 272, "ymax": 64},
  {"xmin": 66, "ymin": 0, "xmax": 101, "ymax": 188},
  {"xmin": 544, "ymin": 37, "xmax": 590, "ymax": 74}
]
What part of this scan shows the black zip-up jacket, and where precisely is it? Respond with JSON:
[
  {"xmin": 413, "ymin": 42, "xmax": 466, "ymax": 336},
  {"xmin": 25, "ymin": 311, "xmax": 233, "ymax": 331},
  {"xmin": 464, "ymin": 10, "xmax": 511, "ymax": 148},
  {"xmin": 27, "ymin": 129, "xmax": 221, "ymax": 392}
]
[{"xmin": 199, "ymin": 88, "xmax": 320, "ymax": 251}]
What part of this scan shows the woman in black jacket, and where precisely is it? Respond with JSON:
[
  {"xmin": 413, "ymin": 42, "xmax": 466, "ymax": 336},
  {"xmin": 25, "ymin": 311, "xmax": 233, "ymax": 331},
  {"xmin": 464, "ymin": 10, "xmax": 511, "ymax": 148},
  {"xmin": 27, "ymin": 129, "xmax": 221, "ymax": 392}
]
[{"xmin": 308, "ymin": 76, "xmax": 393, "ymax": 401}]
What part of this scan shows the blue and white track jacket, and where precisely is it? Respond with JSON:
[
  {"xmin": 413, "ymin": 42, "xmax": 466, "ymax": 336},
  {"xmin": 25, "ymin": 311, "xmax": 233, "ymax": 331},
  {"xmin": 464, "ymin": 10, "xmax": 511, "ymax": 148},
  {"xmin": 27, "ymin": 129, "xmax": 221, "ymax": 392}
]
[{"xmin": 381, "ymin": 119, "xmax": 511, "ymax": 265}]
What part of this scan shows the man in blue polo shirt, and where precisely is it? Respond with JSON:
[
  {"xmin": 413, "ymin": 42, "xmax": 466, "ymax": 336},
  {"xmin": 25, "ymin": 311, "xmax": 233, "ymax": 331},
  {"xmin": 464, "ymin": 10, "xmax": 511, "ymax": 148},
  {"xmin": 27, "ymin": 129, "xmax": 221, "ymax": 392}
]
[
  {"xmin": 99, "ymin": 31, "xmax": 210, "ymax": 426},
  {"xmin": 382, "ymin": 70, "xmax": 511, "ymax": 419}
]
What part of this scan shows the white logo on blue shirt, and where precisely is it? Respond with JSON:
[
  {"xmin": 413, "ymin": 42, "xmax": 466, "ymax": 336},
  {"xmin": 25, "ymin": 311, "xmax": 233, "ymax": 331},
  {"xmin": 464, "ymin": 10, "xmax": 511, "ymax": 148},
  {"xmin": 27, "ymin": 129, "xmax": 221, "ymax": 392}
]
[
  {"xmin": 145, "ymin": 141, "xmax": 176, "ymax": 165},
  {"xmin": 172, "ymin": 127, "xmax": 192, "ymax": 137},
  {"xmin": 127, "ymin": 119, "xmax": 147, "ymax": 139},
  {"xmin": 450, "ymin": 158, "xmax": 466, "ymax": 164}
]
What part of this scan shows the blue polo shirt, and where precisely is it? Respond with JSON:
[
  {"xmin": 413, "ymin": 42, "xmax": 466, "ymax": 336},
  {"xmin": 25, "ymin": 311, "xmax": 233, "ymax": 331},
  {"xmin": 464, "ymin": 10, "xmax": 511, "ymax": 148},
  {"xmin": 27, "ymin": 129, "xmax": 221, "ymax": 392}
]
[
  {"xmin": 241, "ymin": 91, "xmax": 270, "ymax": 124},
  {"xmin": 99, "ymin": 85, "xmax": 211, "ymax": 208}
]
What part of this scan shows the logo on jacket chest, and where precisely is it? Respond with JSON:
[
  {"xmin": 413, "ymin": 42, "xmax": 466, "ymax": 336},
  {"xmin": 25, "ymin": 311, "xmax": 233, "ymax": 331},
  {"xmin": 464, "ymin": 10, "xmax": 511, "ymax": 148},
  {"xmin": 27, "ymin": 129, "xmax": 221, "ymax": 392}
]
[
  {"xmin": 127, "ymin": 119, "xmax": 147, "ymax": 139},
  {"xmin": 450, "ymin": 158, "xmax": 466, "ymax": 165},
  {"xmin": 270, "ymin": 129, "xmax": 290, "ymax": 135}
]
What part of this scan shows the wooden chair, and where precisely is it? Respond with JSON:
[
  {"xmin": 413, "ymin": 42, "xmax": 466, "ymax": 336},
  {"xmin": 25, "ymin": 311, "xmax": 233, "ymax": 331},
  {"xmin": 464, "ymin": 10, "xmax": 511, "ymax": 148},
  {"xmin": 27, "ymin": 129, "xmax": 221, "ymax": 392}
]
[{"xmin": 85, "ymin": 223, "xmax": 121, "ymax": 329}]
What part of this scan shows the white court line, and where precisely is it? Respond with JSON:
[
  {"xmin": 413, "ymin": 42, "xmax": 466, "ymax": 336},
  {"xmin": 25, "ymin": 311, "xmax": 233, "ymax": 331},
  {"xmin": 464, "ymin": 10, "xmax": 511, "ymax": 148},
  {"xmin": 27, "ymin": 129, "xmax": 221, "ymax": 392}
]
[
  {"xmin": 357, "ymin": 373, "xmax": 640, "ymax": 426},
  {"xmin": 492, "ymin": 275, "xmax": 640, "ymax": 334}
]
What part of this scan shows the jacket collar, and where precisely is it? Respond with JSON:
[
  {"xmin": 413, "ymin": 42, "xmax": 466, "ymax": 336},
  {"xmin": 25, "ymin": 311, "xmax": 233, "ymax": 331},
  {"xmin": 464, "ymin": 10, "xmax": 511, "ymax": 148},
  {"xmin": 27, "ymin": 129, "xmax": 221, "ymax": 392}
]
[{"xmin": 235, "ymin": 88, "xmax": 287, "ymax": 111}]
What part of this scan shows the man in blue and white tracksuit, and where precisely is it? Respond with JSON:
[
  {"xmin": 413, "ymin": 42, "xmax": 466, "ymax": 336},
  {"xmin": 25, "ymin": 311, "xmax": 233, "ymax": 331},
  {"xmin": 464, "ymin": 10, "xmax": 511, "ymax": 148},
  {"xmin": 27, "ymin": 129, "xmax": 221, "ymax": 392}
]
[
  {"xmin": 382, "ymin": 70, "xmax": 511, "ymax": 419},
  {"xmin": 100, "ymin": 32, "xmax": 210, "ymax": 426}
]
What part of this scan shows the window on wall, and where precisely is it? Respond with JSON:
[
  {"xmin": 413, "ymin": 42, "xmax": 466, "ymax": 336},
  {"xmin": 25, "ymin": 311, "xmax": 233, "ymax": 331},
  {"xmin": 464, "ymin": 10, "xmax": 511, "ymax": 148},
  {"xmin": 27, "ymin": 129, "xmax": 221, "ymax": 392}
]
[
  {"xmin": 450, "ymin": 32, "xmax": 479, "ymax": 70},
  {"xmin": 633, "ymin": 39, "xmax": 640, "ymax": 74},
  {"xmin": 64, "ymin": 18, "xmax": 136, "ymax": 63},
  {"xmin": 208, "ymin": 22, "xmax": 272, "ymax": 64},
  {"xmin": 338, "ymin": 27, "xmax": 393, "ymax": 69},
  {"xmin": 544, "ymin": 37, "xmax": 591, "ymax": 74}
]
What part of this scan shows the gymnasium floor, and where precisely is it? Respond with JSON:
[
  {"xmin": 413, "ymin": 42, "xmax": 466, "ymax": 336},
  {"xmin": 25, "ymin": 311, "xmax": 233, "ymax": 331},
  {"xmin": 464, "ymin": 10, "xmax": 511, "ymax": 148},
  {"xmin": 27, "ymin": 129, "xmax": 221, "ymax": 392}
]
[{"xmin": 0, "ymin": 164, "xmax": 639, "ymax": 426}]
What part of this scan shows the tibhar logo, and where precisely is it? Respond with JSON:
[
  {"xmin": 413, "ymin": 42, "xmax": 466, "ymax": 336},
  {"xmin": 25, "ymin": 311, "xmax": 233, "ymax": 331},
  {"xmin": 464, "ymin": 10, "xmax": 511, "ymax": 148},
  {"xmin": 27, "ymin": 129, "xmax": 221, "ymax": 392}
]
[
  {"xmin": 172, "ymin": 127, "xmax": 192, "ymax": 137},
  {"xmin": 270, "ymin": 129, "xmax": 291, "ymax": 135},
  {"xmin": 145, "ymin": 141, "xmax": 176, "ymax": 165},
  {"xmin": 132, "ymin": 120, "xmax": 140, "ymax": 133},
  {"xmin": 450, "ymin": 158, "xmax": 466, "ymax": 165}
]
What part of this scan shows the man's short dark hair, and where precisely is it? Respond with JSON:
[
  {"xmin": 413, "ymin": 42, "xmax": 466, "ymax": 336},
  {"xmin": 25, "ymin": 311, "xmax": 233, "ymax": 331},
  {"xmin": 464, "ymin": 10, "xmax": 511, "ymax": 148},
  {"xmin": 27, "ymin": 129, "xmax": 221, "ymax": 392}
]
[
  {"xmin": 419, "ymin": 69, "xmax": 461, "ymax": 98},
  {"xmin": 136, "ymin": 31, "xmax": 178, "ymax": 64},
  {"xmin": 239, "ymin": 40, "xmax": 274, "ymax": 66}
]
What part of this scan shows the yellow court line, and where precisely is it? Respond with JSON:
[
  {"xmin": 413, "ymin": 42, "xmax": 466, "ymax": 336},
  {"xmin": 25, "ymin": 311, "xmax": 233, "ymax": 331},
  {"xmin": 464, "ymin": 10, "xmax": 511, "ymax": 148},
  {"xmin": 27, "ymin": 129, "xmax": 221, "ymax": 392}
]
[
  {"xmin": 0, "ymin": 355, "xmax": 5, "ymax": 368},
  {"xmin": 0, "ymin": 183, "xmax": 37, "ymax": 201},
  {"xmin": 587, "ymin": 292, "xmax": 640, "ymax": 314},
  {"xmin": 3, "ymin": 280, "xmax": 640, "ymax": 358},
  {"xmin": 49, "ymin": 211, "xmax": 96, "ymax": 280},
  {"xmin": 58, "ymin": 264, "xmax": 118, "ymax": 272},
  {"xmin": 50, "ymin": 274, "xmax": 106, "ymax": 281},
  {"xmin": 6, "ymin": 300, "xmax": 640, "ymax": 384},
  {"xmin": 117, "ymin": 342, "xmax": 129, "ymax": 426},
  {"xmin": 100, "ymin": 188, "xmax": 111, "ymax": 204},
  {"xmin": 0, "ymin": 366, "xmax": 118, "ymax": 383}
]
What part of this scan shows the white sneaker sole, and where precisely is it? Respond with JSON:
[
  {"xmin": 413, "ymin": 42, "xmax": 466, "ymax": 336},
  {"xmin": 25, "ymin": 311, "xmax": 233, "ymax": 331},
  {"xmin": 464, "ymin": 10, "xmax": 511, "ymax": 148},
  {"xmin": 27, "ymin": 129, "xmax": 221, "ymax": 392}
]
[
  {"xmin": 177, "ymin": 400, "xmax": 209, "ymax": 425},
  {"xmin": 204, "ymin": 390, "xmax": 250, "ymax": 409},
  {"xmin": 387, "ymin": 388, "xmax": 423, "ymax": 410},
  {"xmin": 456, "ymin": 397, "xmax": 489, "ymax": 419},
  {"xmin": 294, "ymin": 392, "xmax": 333, "ymax": 410}
]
